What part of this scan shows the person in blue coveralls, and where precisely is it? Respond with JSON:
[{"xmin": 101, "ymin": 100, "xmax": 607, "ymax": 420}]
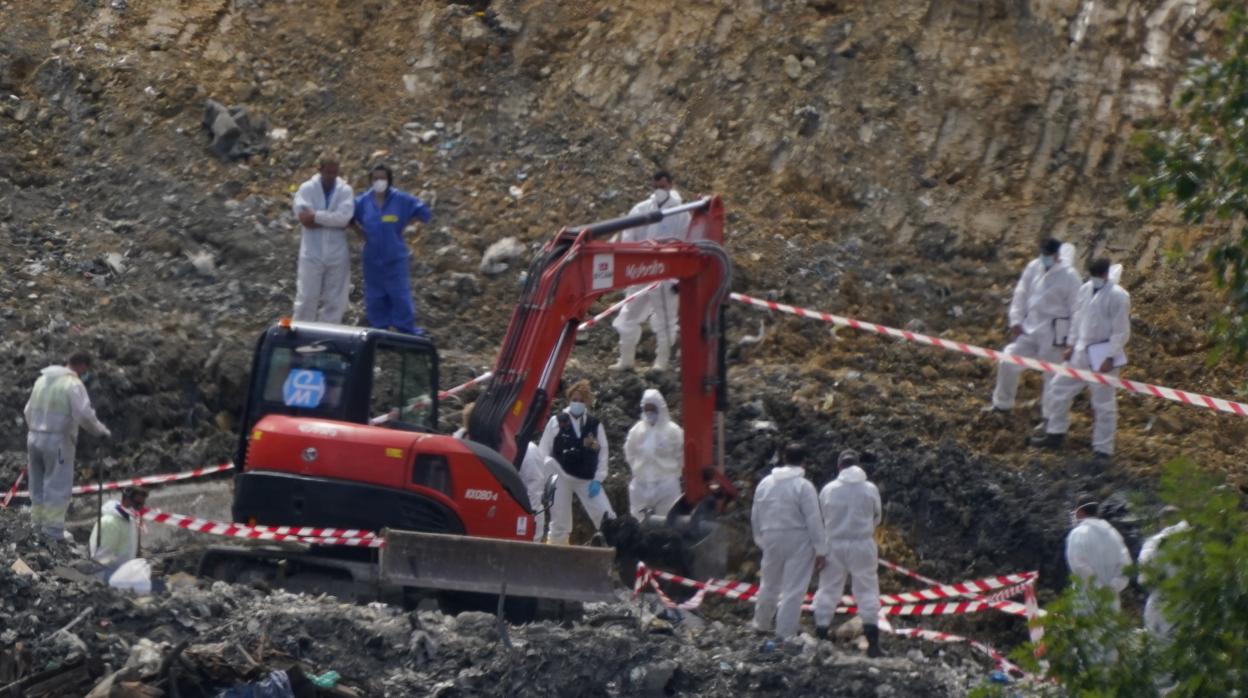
[{"xmin": 350, "ymin": 164, "xmax": 432, "ymax": 334}]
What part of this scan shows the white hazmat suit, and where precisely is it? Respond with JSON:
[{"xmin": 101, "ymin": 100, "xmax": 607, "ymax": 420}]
[
  {"xmin": 518, "ymin": 442, "xmax": 554, "ymax": 542},
  {"xmin": 992, "ymin": 250, "xmax": 1082, "ymax": 411},
  {"xmin": 751, "ymin": 466, "xmax": 826, "ymax": 638},
  {"xmin": 89, "ymin": 500, "xmax": 140, "ymax": 578},
  {"xmin": 611, "ymin": 189, "xmax": 691, "ymax": 371},
  {"xmin": 1043, "ymin": 269, "xmax": 1131, "ymax": 455},
  {"xmin": 292, "ymin": 173, "xmax": 355, "ymax": 324},
  {"xmin": 813, "ymin": 465, "xmax": 883, "ymax": 628},
  {"xmin": 25, "ymin": 366, "xmax": 110, "ymax": 539},
  {"xmin": 539, "ymin": 408, "xmax": 614, "ymax": 545},
  {"xmin": 1138, "ymin": 520, "xmax": 1189, "ymax": 638},
  {"xmin": 624, "ymin": 389, "xmax": 684, "ymax": 518},
  {"xmin": 1065, "ymin": 516, "xmax": 1131, "ymax": 610}
]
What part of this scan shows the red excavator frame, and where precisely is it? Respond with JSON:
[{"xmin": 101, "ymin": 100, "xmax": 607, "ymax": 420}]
[{"xmin": 467, "ymin": 195, "xmax": 736, "ymax": 506}]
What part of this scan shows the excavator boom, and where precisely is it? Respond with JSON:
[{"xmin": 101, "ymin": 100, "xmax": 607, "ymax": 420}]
[{"xmin": 468, "ymin": 196, "xmax": 735, "ymax": 505}]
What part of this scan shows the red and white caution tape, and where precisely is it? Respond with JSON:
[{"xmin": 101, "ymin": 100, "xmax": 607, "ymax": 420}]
[
  {"xmin": 879, "ymin": 559, "xmax": 944, "ymax": 587},
  {"xmin": 10, "ymin": 462, "xmax": 236, "ymax": 502},
  {"xmin": 2, "ymin": 469, "xmax": 26, "ymax": 509},
  {"xmin": 730, "ymin": 292, "xmax": 1248, "ymax": 417},
  {"xmin": 881, "ymin": 619, "xmax": 1030, "ymax": 679},
  {"xmin": 634, "ymin": 562, "xmax": 1041, "ymax": 679},
  {"xmin": 138, "ymin": 507, "xmax": 386, "ymax": 548},
  {"xmin": 578, "ymin": 282, "xmax": 661, "ymax": 332}
]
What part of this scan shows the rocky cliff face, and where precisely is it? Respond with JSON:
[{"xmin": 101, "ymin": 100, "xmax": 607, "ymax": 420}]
[{"xmin": 0, "ymin": 0, "xmax": 1241, "ymax": 638}]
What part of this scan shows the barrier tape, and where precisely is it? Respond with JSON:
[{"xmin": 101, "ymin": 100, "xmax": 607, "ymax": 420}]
[
  {"xmin": 879, "ymin": 559, "xmax": 944, "ymax": 587},
  {"xmin": 635, "ymin": 562, "xmax": 1041, "ymax": 679},
  {"xmin": 2, "ymin": 469, "xmax": 26, "ymax": 509},
  {"xmin": 10, "ymin": 462, "xmax": 236, "ymax": 502},
  {"xmin": 882, "ymin": 619, "xmax": 1030, "ymax": 679},
  {"xmin": 636, "ymin": 563, "xmax": 1037, "ymax": 609},
  {"xmin": 137, "ymin": 507, "xmax": 386, "ymax": 548},
  {"xmin": 730, "ymin": 292, "xmax": 1248, "ymax": 417}
]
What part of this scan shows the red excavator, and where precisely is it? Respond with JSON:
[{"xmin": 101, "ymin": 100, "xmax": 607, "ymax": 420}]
[{"xmin": 201, "ymin": 196, "xmax": 735, "ymax": 614}]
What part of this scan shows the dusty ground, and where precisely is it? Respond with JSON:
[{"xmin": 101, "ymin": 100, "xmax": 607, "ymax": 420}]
[{"xmin": 1, "ymin": 0, "xmax": 1245, "ymax": 694}]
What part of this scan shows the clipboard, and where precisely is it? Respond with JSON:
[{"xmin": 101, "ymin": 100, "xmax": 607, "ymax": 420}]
[{"xmin": 1087, "ymin": 341, "xmax": 1127, "ymax": 370}]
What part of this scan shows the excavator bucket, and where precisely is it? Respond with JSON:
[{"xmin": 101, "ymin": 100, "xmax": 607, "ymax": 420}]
[{"xmin": 378, "ymin": 529, "xmax": 619, "ymax": 603}]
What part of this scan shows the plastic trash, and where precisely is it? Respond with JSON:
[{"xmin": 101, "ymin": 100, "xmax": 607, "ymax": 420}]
[
  {"xmin": 989, "ymin": 670, "xmax": 1012, "ymax": 684},
  {"xmin": 215, "ymin": 670, "xmax": 293, "ymax": 698},
  {"xmin": 108, "ymin": 558, "xmax": 152, "ymax": 595},
  {"xmin": 310, "ymin": 671, "xmax": 340, "ymax": 688}
]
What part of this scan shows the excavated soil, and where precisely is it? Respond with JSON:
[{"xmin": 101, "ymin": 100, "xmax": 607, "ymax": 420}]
[{"xmin": 1, "ymin": 0, "xmax": 1244, "ymax": 694}]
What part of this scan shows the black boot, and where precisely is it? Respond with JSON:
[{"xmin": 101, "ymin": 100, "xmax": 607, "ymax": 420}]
[
  {"xmin": 864, "ymin": 624, "xmax": 884, "ymax": 658},
  {"xmin": 1029, "ymin": 432, "xmax": 1064, "ymax": 450},
  {"xmin": 815, "ymin": 625, "xmax": 829, "ymax": 641}
]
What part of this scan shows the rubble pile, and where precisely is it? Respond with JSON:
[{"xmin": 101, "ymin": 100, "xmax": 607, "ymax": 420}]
[{"xmin": 1, "ymin": 508, "xmax": 982, "ymax": 697}]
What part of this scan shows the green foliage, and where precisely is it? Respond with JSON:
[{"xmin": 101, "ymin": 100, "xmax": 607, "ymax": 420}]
[
  {"xmin": 1015, "ymin": 459, "xmax": 1248, "ymax": 697},
  {"xmin": 1150, "ymin": 458, "xmax": 1248, "ymax": 696},
  {"xmin": 1130, "ymin": 5, "xmax": 1248, "ymax": 360}
]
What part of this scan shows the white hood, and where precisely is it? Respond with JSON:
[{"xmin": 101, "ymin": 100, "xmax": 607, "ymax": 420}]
[
  {"xmin": 772, "ymin": 465, "xmax": 805, "ymax": 480},
  {"xmin": 639, "ymin": 389, "xmax": 671, "ymax": 428},
  {"xmin": 41, "ymin": 365, "xmax": 76, "ymax": 379},
  {"xmin": 837, "ymin": 465, "xmax": 868, "ymax": 484}
]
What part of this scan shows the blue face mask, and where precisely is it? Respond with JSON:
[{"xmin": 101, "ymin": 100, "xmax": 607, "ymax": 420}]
[
  {"xmin": 1041, "ymin": 255, "xmax": 1055, "ymax": 270},
  {"xmin": 568, "ymin": 401, "xmax": 587, "ymax": 417}
]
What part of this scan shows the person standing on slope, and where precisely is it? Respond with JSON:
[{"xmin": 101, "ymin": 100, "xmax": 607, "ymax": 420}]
[{"xmin": 292, "ymin": 152, "xmax": 355, "ymax": 324}]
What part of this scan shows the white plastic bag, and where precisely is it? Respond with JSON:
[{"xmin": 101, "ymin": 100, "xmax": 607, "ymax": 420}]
[{"xmin": 108, "ymin": 558, "xmax": 152, "ymax": 595}]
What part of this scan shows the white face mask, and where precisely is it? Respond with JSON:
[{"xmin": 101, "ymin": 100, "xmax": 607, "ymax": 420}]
[
  {"xmin": 1092, "ymin": 278, "xmax": 1106, "ymax": 291},
  {"xmin": 372, "ymin": 179, "xmax": 388, "ymax": 194},
  {"xmin": 652, "ymin": 188, "xmax": 670, "ymax": 206},
  {"xmin": 643, "ymin": 412, "xmax": 658, "ymax": 426},
  {"xmin": 1041, "ymin": 255, "xmax": 1055, "ymax": 270},
  {"xmin": 568, "ymin": 401, "xmax": 587, "ymax": 417}
]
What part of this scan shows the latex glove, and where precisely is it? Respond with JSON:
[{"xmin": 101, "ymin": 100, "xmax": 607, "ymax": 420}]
[{"xmin": 587, "ymin": 480, "xmax": 602, "ymax": 498}]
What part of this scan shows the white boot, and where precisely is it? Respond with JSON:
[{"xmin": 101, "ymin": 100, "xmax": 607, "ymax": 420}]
[
  {"xmin": 652, "ymin": 340, "xmax": 671, "ymax": 371},
  {"xmin": 610, "ymin": 338, "xmax": 637, "ymax": 371}
]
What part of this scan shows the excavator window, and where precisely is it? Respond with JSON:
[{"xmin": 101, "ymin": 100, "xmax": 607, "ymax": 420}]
[
  {"xmin": 259, "ymin": 346, "xmax": 353, "ymax": 415},
  {"xmin": 371, "ymin": 344, "xmax": 435, "ymax": 430}
]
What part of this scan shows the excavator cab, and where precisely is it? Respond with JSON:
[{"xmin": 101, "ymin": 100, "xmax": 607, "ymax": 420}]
[{"xmin": 234, "ymin": 321, "xmax": 440, "ymax": 465}]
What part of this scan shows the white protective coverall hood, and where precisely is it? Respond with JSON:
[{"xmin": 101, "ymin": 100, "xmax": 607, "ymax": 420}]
[
  {"xmin": 1066, "ymin": 517, "xmax": 1132, "ymax": 600},
  {"xmin": 624, "ymin": 389, "xmax": 684, "ymax": 517},
  {"xmin": 751, "ymin": 465, "xmax": 826, "ymax": 638},
  {"xmin": 292, "ymin": 173, "xmax": 355, "ymax": 323},
  {"xmin": 1138, "ymin": 520, "xmax": 1190, "ymax": 638}
]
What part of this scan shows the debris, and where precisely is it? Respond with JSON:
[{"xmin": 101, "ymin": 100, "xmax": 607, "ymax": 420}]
[
  {"xmin": 10, "ymin": 558, "xmax": 36, "ymax": 577},
  {"xmin": 201, "ymin": 100, "xmax": 269, "ymax": 161},
  {"xmin": 479, "ymin": 236, "xmax": 525, "ymax": 275}
]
